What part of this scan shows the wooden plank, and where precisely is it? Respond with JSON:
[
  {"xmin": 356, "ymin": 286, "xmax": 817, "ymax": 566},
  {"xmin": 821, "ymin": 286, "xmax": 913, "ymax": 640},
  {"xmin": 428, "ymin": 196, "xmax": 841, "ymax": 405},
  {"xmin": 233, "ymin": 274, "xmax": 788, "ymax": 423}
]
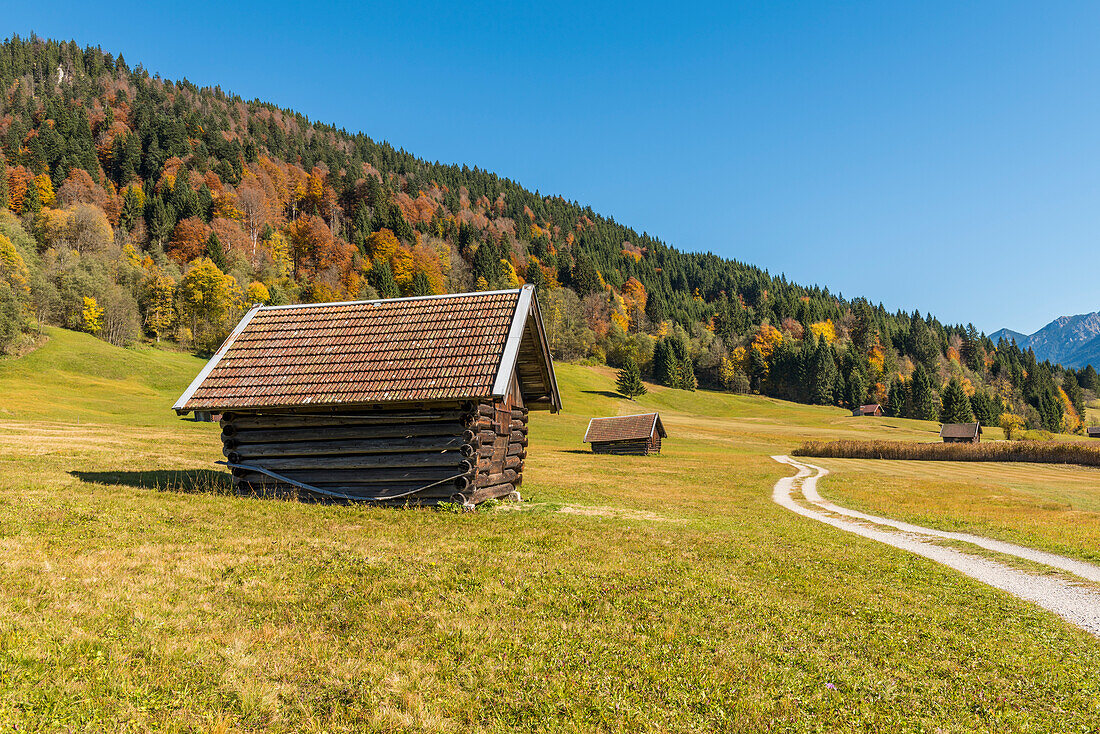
[
  {"xmin": 225, "ymin": 435, "xmax": 470, "ymax": 458},
  {"xmin": 232, "ymin": 452, "xmax": 470, "ymax": 470},
  {"xmin": 223, "ymin": 410, "xmax": 470, "ymax": 430},
  {"xmin": 224, "ymin": 422, "xmax": 471, "ymax": 443},
  {"xmin": 470, "ymin": 482, "xmax": 516, "ymax": 504}
]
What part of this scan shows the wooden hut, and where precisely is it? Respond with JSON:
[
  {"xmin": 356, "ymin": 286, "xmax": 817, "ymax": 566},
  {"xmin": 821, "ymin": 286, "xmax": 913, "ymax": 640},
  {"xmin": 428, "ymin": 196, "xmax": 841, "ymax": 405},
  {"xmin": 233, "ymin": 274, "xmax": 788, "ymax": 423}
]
[
  {"xmin": 940, "ymin": 422, "xmax": 982, "ymax": 443},
  {"xmin": 173, "ymin": 286, "xmax": 561, "ymax": 505},
  {"xmin": 852, "ymin": 404, "xmax": 883, "ymax": 417},
  {"xmin": 1088, "ymin": 426, "xmax": 1100, "ymax": 439},
  {"xmin": 583, "ymin": 413, "xmax": 666, "ymax": 455}
]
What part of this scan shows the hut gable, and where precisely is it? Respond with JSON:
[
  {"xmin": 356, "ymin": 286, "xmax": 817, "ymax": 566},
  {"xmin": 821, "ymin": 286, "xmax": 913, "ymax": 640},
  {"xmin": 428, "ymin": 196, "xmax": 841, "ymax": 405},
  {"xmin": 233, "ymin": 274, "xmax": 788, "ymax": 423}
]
[
  {"xmin": 940, "ymin": 422, "xmax": 982, "ymax": 443},
  {"xmin": 584, "ymin": 413, "xmax": 666, "ymax": 455},
  {"xmin": 172, "ymin": 286, "xmax": 559, "ymax": 506},
  {"xmin": 174, "ymin": 285, "xmax": 560, "ymax": 414}
]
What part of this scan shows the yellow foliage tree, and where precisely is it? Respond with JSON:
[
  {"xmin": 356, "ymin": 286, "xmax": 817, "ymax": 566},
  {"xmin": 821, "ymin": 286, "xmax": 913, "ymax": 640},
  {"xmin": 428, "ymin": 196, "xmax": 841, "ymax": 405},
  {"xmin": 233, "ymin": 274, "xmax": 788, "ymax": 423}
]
[
  {"xmin": 751, "ymin": 324, "xmax": 783, "ymax": 360},
  {"xmin": 999, "ymin": 413, "xmax": 1025, "ymax": 440},
  {"xmin": 246, "ymin": 281, "xmax": 271, "ymax": 305},
  {"xmin": 82, "ymin": 296, "xmax": 104, "ymax": 335},
  {"xmin": 267, "ymin": 231, "xmax": 292, "ymax": 278},
  {"xmin": 178, "ymin": 258, "xmax": 243, "ymax": 352},
  {"xmin": 500, "ymin": 259, "xmax": 521, "ymax": 288},
  {"xmin": 34, "ymin": 174, "xmax": 56, "ymax": 209},
  {"xmin": 0, "ymin": 234, "xmax": 30, "ymax": 297},
  {"xmin": 809, "ymin": 319, "xmax": 836, "ymax": 343}
]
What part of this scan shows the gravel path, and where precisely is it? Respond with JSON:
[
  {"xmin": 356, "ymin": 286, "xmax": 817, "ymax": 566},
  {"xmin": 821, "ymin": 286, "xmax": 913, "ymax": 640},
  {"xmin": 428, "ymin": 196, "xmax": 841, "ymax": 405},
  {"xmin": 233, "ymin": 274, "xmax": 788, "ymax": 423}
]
[{"xmin": 772, "ymin": 455, "xmax": 1100, "ymax": 636}]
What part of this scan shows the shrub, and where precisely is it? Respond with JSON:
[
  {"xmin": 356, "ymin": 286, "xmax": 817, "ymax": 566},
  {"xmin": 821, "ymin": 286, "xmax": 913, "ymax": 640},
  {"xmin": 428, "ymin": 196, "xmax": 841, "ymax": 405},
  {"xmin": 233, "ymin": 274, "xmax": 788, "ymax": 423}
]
[{"xmin": 792, "ymin": 439, "xmax": 1100, "ymax": 467}]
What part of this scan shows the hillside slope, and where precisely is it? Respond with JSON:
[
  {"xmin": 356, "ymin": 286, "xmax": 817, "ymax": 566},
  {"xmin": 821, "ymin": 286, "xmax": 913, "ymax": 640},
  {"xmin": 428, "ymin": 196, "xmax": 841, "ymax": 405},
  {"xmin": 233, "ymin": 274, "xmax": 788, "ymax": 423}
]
[{"xmin": 0, "ymin": 36, "xmax": 1094, "ymax": 435}]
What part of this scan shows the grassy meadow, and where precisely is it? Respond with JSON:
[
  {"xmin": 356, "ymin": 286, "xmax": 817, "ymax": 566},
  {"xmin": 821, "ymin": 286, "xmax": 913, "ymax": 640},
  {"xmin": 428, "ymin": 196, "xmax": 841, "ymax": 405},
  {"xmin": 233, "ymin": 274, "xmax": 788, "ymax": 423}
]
[{"xmin": 1, "ymin": 329, "xmax": 1099, "ymax": 732}]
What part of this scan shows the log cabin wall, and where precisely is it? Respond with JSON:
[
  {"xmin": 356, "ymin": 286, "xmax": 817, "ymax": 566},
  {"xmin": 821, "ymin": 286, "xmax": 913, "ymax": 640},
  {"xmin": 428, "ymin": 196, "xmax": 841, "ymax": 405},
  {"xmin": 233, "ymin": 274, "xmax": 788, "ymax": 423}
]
[
  {"xmin": 221, "ymin": 394, "xmax": 529, "ymax": 505},
  {"xmin": 591, "ymin": 438, "xmax": 655, "ymax": 456},
  {"xmin": 471, "ymin": 374, "xmax": 528, "ymax": 503},
  {"xmin": 221, "ymin": 402, "xmax": 483, "ymax": 505}
]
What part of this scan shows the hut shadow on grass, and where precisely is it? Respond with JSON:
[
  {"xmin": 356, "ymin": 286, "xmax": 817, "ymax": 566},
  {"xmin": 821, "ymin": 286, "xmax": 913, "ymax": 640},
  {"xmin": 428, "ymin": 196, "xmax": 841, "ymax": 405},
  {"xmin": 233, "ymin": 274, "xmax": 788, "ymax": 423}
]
[
  {"xmin": 582, "ymin": 390, "xmax": 628, "ymax": 399},
  {"xmin": 70, "ymin": 469, "xmax": 234, "ymax": 496}
]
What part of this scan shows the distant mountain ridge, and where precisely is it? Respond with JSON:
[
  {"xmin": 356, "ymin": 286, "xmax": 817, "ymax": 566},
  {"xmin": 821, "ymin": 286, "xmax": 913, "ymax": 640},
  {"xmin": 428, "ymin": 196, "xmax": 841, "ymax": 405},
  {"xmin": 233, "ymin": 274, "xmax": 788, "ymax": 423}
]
[{"xmin": 993, "ymin": 311, "xmax": 1100, "ymax": 369}]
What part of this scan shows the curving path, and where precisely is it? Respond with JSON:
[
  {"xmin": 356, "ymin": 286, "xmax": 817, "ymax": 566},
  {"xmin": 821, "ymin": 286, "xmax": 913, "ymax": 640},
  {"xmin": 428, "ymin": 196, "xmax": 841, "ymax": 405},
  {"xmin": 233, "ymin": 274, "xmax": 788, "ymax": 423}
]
[{"xmin": 772, "ymin": 455, "xmax": 1100, "ymax": 636}]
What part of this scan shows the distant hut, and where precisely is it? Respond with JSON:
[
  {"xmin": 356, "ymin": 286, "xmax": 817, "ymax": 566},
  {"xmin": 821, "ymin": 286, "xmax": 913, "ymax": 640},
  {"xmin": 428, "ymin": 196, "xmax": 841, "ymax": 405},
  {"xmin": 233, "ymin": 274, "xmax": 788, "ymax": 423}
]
[
  {"xmin": 173, "ymin": 286, "xmax": 561, "ymax": 505},
  {"xmin": 584, "ymin": 413, "xmax": 666, "ymax": 455},
  {"xmin": 1088, "ymin": 427, "xmax": 1100, "ymax": 439},
  {"xmin": 853, "ymin": 404, "xmax": 883, "ymax": 417},
  {"xmin": 940, "ymin": 422, "xmax": 982, "ymax": 444}
]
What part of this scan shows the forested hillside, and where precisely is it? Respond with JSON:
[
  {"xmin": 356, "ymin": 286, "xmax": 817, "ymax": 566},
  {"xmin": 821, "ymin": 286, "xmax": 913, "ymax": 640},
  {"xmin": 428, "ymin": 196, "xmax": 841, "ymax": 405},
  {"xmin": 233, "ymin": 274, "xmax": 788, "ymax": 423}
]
[{"xmin": 0, "ymin": 36, "xmax": 1095, "ymax": 433}]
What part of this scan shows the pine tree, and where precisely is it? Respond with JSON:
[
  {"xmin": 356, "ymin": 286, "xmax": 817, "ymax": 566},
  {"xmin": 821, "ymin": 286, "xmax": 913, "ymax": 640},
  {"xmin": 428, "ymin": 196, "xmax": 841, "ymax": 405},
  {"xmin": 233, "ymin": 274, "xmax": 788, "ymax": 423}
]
[
  {"xmin": 910, "ymin": 365, "xmax": 939, "ymax": 420},
  {"xmin": 939, "ymin": 377, "xmax": 974, "ymax": 424},
  {"xmin": 205, "ymin": 231, "xmax": 228, "ymax": 272},
  {"xmin": 371, "ymin": 258, "xmax": 399, "ymax": 298},
  {"xmin": 888, "ymin": 380, "xmax": 908, "ymax": 417},
  {"xmin": 616, "ymin": 356, "xmax": 647, "ymax": 399}
]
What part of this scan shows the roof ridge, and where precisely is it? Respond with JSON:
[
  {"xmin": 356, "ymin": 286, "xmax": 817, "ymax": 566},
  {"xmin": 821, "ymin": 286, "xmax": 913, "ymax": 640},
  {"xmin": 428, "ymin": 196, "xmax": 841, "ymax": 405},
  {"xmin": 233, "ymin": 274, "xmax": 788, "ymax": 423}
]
[{"xmin": 258, "ymin": 286, "xmax": 527, "ymax": 311}]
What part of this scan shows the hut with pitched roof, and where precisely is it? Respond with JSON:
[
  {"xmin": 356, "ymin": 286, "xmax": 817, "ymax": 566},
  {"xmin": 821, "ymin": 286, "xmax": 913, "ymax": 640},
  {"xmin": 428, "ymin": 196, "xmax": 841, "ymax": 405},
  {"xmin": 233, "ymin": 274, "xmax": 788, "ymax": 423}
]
[
  {"xmin": 583, "ymin": 413, "xmax": 666, "ymax": 455},
  {"xmin": 940, "ymin": 422, "xmax": 982, "ymax": 444},
  {"xmin": 173, "ymin": 285, "xmax": 560, "ymax": 505}
]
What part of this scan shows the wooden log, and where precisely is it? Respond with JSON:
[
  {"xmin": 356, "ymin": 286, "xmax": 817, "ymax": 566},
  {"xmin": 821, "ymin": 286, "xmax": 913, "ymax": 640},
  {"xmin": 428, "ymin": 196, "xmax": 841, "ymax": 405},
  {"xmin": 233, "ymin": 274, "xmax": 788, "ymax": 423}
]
[
  {"xmin": 470, "ymin": 482, "xmax": 516, "ymax": 504},
  {"xmin": 506, "ymin": 443, "xmax": 526, "ymax": 457},
  {"xmin": 511, "ymin": 408, "xmax": 528, "ymax": 419},
  {"xmin": 477, "ymin": 404, "xmax": 497, "ymax": 417},
  {"xmin": 226, "ymin": 451, "xmax": 470, "ymax": 470},
  {"xmin": 476, "ymin": 429, "xmax": 498, "ymax": 445},
  {"xmin": 508, "ymin": 430, "xmax": 528, "ymax": 445},
  {"xmin": 230, "ymin": 465, "xmax": 473, "ymax": 484},
  {"xmin": 474, "ymin": 469, "xmax": 517, "ymax": 488},
  {"xmin": 224, "ymin": 435, "xmax": 471, "ymax": 458},
  {"xmin": 224, "ymin": 423, "xmax": 472, "ymax": 443},
  {"xmin": 222, "ymin": 410, "xmax": 468, "ymax": 430},
  {"xmin": 509, "ymin": 419, "xmax": 527, "ymax": 432},
  {"xmin": 503, "ymin": 455, "xmax": 523, "ymax": 471}
]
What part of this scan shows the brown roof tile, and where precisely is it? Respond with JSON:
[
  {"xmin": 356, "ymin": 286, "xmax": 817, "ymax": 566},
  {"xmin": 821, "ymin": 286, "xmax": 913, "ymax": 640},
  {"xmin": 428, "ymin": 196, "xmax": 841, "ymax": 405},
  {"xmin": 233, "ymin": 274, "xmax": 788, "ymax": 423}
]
[
  {"xmin": 177, "ymin": 289, "xmax": 530, "ymax": 411},
  {"xmin": 583, "ymin": 413, "xmax": 666, "ymax": 443},
  {"xmin": 939, "ymin": 422, "xmax": 982, "ymax": 438}
]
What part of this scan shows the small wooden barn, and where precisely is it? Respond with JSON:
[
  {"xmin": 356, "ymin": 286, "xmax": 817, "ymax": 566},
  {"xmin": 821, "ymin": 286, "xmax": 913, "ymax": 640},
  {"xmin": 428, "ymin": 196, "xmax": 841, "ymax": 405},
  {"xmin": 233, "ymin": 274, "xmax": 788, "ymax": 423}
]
[
  {"xmin": 583, "ymin": 413, "xmax": 666, "ymax": 455},
  {"xmin": 940, "ymin": 422, "xmax": 982, "ymax": 444},
  {"xmin": 1088, "ymin": 426, "xmax": 1100, "ymax": 439},
  {"xmin": 853, "ymin": 404, "xmax": 883, "ymax": 417},
  {"xmin": 173, "ymin": 285, "xmax": 561, "ymax": 505}
]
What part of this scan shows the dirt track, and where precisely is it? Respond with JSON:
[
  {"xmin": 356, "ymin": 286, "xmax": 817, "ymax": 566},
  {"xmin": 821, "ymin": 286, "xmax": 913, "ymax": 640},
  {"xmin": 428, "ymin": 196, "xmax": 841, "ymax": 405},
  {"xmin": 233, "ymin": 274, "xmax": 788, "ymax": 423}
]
[{"xmin": 772, "ymin": 455, "xmax": 1100, "ymax": 636}]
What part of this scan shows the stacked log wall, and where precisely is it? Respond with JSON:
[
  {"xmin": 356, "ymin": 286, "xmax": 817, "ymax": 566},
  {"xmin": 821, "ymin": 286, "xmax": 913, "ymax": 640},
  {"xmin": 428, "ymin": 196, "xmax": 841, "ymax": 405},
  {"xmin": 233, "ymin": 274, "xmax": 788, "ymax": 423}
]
[
  {"xmin": 221, "ymin": 400, "xmax": 529, "ymax": 505},
  {"xmin": 592, "ymin": 438, "xmax": 655, "ymax": 456},
  {"xmin": 471, "ymin": 399, "xmax": 528, "ymax": 503},
  {"xmin": 221, "ymin": 403, "xmax": 480, "ymax": 505}
]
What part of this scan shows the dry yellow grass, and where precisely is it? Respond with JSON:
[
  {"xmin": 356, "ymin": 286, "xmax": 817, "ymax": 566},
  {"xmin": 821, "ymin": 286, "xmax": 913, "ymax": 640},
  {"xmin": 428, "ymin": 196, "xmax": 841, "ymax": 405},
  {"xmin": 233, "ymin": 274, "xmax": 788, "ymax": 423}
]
[{"xmin": 1, "ymin": 329, "xmax": 1099, "ymax": 731}]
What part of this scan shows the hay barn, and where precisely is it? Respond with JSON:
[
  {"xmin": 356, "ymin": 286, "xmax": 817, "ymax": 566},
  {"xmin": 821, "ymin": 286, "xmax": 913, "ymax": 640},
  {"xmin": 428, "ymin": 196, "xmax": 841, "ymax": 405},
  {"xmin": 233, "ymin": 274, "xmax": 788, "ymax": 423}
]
[
  {"xmin": 1088, "ymin": 426, "xmax": 1100, "ymax": 439},
  {"xmin": 853, "ymin": 404, "xmax": 883, "ymax": 417},
  {"xmin": 173, "ymin": 285, "xmax": 561, "ymax": 505},
  {"xmin": 583, "ymin": 413, "xmax": 666, "ymax": 455},
  {"xmin": 940, "ymin": 422, "xmax": 982, "ymax": 443}
]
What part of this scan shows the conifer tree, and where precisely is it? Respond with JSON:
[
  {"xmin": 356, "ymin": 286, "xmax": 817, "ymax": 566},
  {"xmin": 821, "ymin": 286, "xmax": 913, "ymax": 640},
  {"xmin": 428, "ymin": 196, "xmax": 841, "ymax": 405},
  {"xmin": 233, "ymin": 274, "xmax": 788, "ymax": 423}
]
[
  {"xmin": 205, "ymin": 231, "xmax": 228, "ymax": 272},
  {"xmin": 888, "ymin": 380, "xmax": 908, "ymax": 417},
  {"xmin": 939, "ymin": 377, "xmax": 974, "ymax": 424},
  {"xmin": 616, "ymin": 356, "xmax": 646, "ymax": 399},
  {"xmin": 370, "ymin": 258, "xmax": 399, "ymax": 298},
  {"xmin": 910, "ymin": 364, "xmax": 939, "ymax": 420}
]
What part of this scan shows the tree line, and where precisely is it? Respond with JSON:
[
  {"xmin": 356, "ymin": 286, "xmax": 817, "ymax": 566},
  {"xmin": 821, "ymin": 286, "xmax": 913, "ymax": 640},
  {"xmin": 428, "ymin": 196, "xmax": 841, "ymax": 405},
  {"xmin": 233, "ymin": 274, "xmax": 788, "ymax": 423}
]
[{"xmin": 0, "ymin": 35, "xmax": 1094, "ymax": 434}]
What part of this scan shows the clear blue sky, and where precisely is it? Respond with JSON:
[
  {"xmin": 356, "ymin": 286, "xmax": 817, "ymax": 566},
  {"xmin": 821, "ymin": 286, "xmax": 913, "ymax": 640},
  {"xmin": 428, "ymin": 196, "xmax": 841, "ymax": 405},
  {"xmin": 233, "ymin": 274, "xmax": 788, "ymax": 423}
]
[{"xmin": 9, "ymin": 1, "xmax": 1100, "ymax": 333}]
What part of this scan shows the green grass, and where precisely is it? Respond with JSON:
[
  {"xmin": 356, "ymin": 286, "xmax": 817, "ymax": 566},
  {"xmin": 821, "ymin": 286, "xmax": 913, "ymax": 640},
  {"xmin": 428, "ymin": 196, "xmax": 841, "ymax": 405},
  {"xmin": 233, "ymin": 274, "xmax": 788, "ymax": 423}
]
[{"xmin": 1, "ymin": 331, "xmax": 1099, "ymax": 731}]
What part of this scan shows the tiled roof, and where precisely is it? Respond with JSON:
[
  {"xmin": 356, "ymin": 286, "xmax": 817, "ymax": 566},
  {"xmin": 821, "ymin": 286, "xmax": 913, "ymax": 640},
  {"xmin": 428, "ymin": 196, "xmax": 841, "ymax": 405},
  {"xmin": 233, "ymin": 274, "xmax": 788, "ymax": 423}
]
[
  {"xmin": 583, "ymin": 413, "xmax": 665, "ymax": 443},
  {"xmin": 939, "ymin": 422, "xmax": 982, "ymax": 438},
  {"xmin": 176, "ymin": 289, "xmax": 535, "ymax": 411},
  {"xmin": 860, "ymin": 404, "xmax": 882, "ymax": 413}
]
